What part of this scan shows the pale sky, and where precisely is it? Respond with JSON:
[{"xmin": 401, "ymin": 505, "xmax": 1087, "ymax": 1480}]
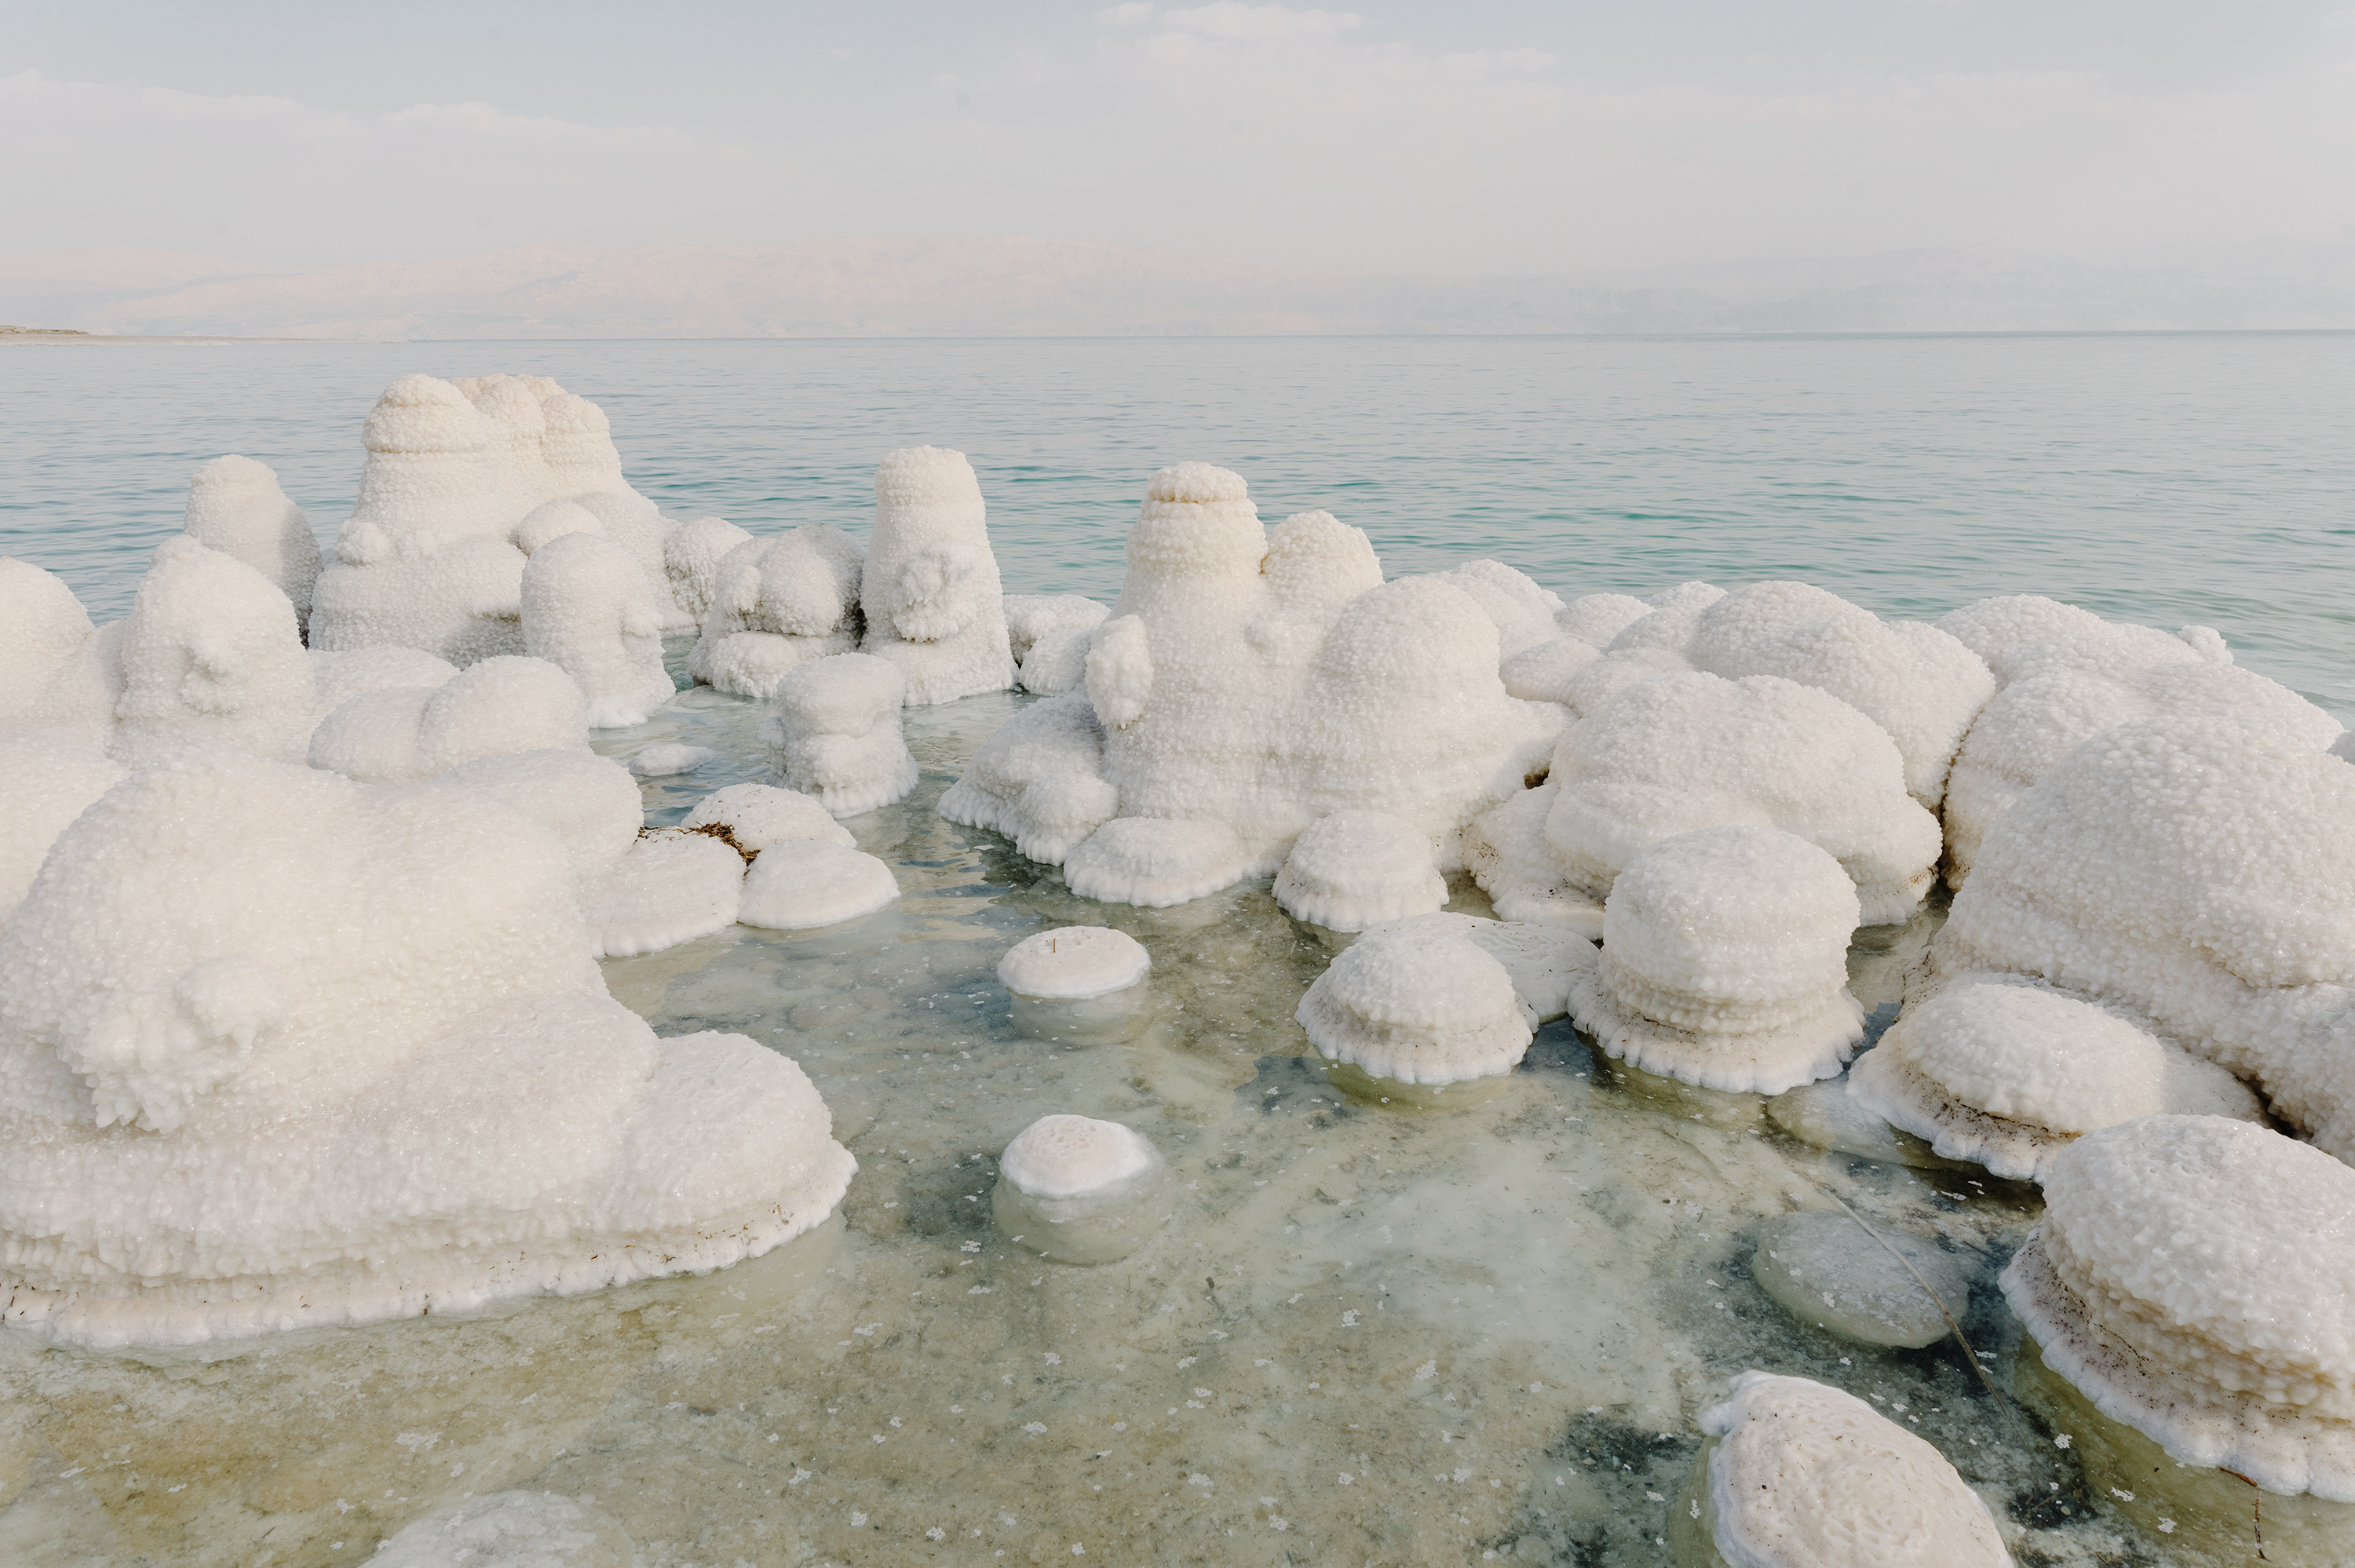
[{"xmin": 5, "ymin": 1, "xmax": 2352, "ymax": 275}]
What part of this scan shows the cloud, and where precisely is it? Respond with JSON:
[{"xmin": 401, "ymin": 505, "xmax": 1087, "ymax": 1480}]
[{"xmin": 1155, "ymin": 5, "xmax": 1364, "ymax": 41}]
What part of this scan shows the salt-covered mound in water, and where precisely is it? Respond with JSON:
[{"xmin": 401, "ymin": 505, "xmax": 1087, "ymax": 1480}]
[
  {"xmin": 109, "ymin": 535, "xmax": 323, "ymax": 767},
  {"xmin": 681, "ymin": 782, "xmax": 853, "ymax": 854},
  {"xmin": 1298, "ymin": 926, "xmax": 1537, "ymax": 1104},
  {"xmin": 520, "ymin": 531, "xmax": 674, "ymax": 728},
  {"xmin": 737, "ymin": 840, "xmax": 900, "ymax": 931},
  {"xmin": 941, "ymin": 464, "xmax": 1562, "ymax": 906},
  {"xmin": 762, "ymin": 653, "xmax": 919, "ymax": 816},
  {"xmin": 1004, "ymin": 593, "xmax": 1108, "ymax": 696},
  {"xmin": 999, "ymin": 926, "xmax": 1155, "ymax": 1042},
  {"xmin": 1850, "ymin": 979, "xmax": 2263, "ymax": 1182},
  {"xmin": 687, "ymin": 526, "xmax": 866, "ymax": 698},
  {"xmin": 0, "ymin": 753, "xmax": 852, "ymax": 1350},
  {"xmin": 1569, "ymin": 826, "xmax": 1864, "ymax": 1095},
  {"xmin": 0, "ymin": 557, "xmax": 97, "ymax": 731},
  {"xmin": 1919, "ymin": 717, "xmax": 2355, "ymax": 1158},
  {"xmin": 1670, "ymin": 1371, "xmax": 2009, "ymax": 1568},
  {"xmin": 309, "ymin": 655, "xmax": 590, "ymax": 783},
  {"xmin": 860, "ymin": 447, "xmax": 1016, "ymax": 706},
  {"xmin": 2002, "ymin": 1116, "xmax": 2355, "ymax": 1500},
  {"xmin": 992, "ymin": 1114, "xmax": 1173, "ymax": 1264},
  {"xmin": 1272, "ymin": 809, "xmax": 1448, "ymax": 932},
  {"xmin": 182, "ymin": 455, "xmax": 321, "ymax": 636},
  {"xmin": 663, "ymin": 512, "xmax": 753, "ymax": 627}
]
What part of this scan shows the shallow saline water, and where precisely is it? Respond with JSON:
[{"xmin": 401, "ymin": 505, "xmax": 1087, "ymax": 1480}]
[{"xmin": 2, "ymin": 334, "xmax": 2351, "ymax": 1566}]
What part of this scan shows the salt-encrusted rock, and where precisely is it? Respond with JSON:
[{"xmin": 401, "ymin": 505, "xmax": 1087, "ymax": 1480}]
[
  {"xmin": 520, "ymin": 531, "xmax": 674, "ymax": 728},
  {"xmin": 182, "ymin": 455, "xmax": 320, "ymax": 635},
  {"xmin": 1364, "ymin": 911, "xmax": 1594, "ymax": 1024},
  {"xmin": 1934, "ymin": 592, "xmax": 2227, "ymax": 684},
  {"xmin": 0, "ymin": 753, "xmax": 852, "ymax": 1350},
  {"xmin": 1499, "ymin": 635, "xmax": 1602, "ymax": 703},
  {"xmin": 663, "ymin": 513, "xmax": 754, "ymax": 626},
  {"xmin": 1272, "ymin": 810, "xmax": 1447, "ymax": 932},
  {"xmin": 999, "ymin": 926, "xmax": 1152, "ymax": 1000},
  {"xmin": 992, "ymin": 1114, "xmax": 1174, "ymax": 1264},
  {"xmin": 681, "ymin": 782, "xmax": 853, "ymax": 854},
  {"xmin": 308, "ymin": 656, "xmax": 589, "ymax": 783},
  {"xmin": 1004, "ymin": 594, "xmax": 1108, "ymax": 696},
  {"xmin": 1063, "ymin": 816, "xmax": 1253, "ymax": 908},
  {"xmin": 0, "ymin": 558, "xmax": 97, "ymax": 728},
  {"xmin": 2002, "ymin": 1116, "xmax": 2355, "ymax": 1501},
  {"xmin": 737, "ymin": 840, "xmax": 900, "ymax": 931},
  {"xmin": 1298, "ymin": 925, "xmax": 1532, "ymax": 1104},
  {"xmin": 0, "ymin": 738, "xmax": 126, "ymax": 922},
  {"xmin": 1850, "ymin": 979, "xmax": 2264, "ymax": 1182},
  {"xmin": 1669, "ymin": 1372, "xmax": 2008, "ymax": 1568},
  {"xmin": 1765, "ymin": 1076, "xmax": 1957, "ymax": 1170},
  {"xmin": 537, "ymin": 387, "xmax": 690, "ymax": 631},
  {"xmin": 939, "ymin": 691, "xmax": 1119, "ymax": 863},
  {"xmin": 761, "ymin": 652, "xmax": 918, "ymax": 817},
  {"xmin": 309, "ymin": 644, "xmax": 458, "ymax": 711},
  {"xmin": 509, "ymin": 497, "xmax": 602, "ymax": 556},
  {"xmin": 1554, "ymin": 591, "xmax": 1653, "ymax": 648},
  {"xmin": 1418, "ymin": 558, "xmax": 1563, "ymax": 659},
  {"xmin": 111, "ymin": 537, "xmax": 319, "ymax": 767},
  {"xmin": 860, "ymin": 447, "xmax": 1015, "ymax": 705},
  {"xmin": 467, "ymin": 375, "xmax": 566, "ymax": 522},
  {"xmin": 1568, "ymin": 826, "xmax": 1865, "ymax": 1095},
  {"xmin": 374, "ymin": 1491, "xmax": 633, "ymax": 1568},
  {"xmin": 687, "ymin": 527, "xmax": 865, "ymax": 698},
  {"xmin": 1750, "ymin": 1211, "xmax": 1976, "ymax": 1349},
  {"xmin": 1603, "ymin": 580, "xmax": 1725, "ymax": 658},
  {"xmin": 626, "ymin": 742, "xmax": 721, "ymax": 777}
]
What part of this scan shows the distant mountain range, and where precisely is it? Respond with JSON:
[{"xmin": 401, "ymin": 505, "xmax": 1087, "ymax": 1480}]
[{"xmin": 6, "ymin": 236, "xmax": 2353, "ymax": 339}]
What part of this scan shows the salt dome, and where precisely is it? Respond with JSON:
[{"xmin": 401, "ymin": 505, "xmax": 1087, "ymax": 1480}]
[
  {"xmin": 2001, "ymin": 1116, "xmax": 2355, "ymax": 1499},
  {"xmin": 1297, "ymin": 926, "xmax": 1535, "ymax": 1091},
  {"xmin": 761, "ymin": 652, "xmax": 920, "ymax": 817},
  {"xmin": 940, "ymin": 464, "xmax": 1562, "ymax": 906},
  {"xmin": 663, "ymin": 512, "xmax": 754, "ymax": 626},
  {"xmin": 1004, "ymin": 593, "xmax": 1109, "ymax": 696},
  {"xmin": 687, "ymin": 525, "xmax": 866, "ymax": 698},
  {"xmin": 681, "ymin": 782, "xmax": 854, "ymax": 855},
  {"xmin": 1272, "ymin": 809, "xmax": 1448, "ymax": 932},
  {"xmin": 992, "ymin": 1114, "xmax": 1173, "ymax": 1264},
  {"xmin": 999, "ymin": 926, "xmax": 1152, "ymax": 1000},
  {"xmin": 0, "ymin": 753, "xmax": 853, "ymax": 1349},
  {"xmin": 519, "ymin": 530, "xmax": 674, "ymax": 728},
  {"xmin": 308, "ymin": 655, "xmax": 590, "ymax": 783},
  {"xmin": 182, "ymin": 454, "xmax": 321, "ymax": 636},
  {"xmin": 737, "ymin": 840, "xmax": 900, "ymax": 931},
  {"xmin": 1849, "ymin": 979, "xmax": 2264, "ymax": 1182},
  {"xmin": 1568, "ymin": 825, "xmax": 1864, "ymax": 1095},
  {"xmin": 860, "ymin": 447, "xmax": 1016, "ymax": 706},
  {"xmin": 1679, "ymin": 1372, "xmax": 2009, "ymax": 1568}
]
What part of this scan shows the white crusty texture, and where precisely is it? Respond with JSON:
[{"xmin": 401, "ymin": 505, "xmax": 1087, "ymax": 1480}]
[
  {"xmin": 1569, "ymin": 826, "xmax": 1864, "ymax": 1095},
  {"xmin": 1601, "ymin": 580, "xmax": 1725, "ymax": 658},
  {"xmin": 309, "ymin": 644, "xmax": 458, "ymax": 711},
  {"xmin": 1272, "ymin": 810, "xmax": 1448, "ymax": 932},
  {"xmin": 761, "ymin": 652, "xmax": 919, "ymax": 817},
  {"xmin": 1849, "ymin": 979, "xmax": 2264, "ymax": 1182},
  {"xmin": 1063, "ymin": 815, "xmax": 1253, "ymax": 908},
  {"xmin": 688, "ymin": 527, "xmax": 865, "ymax": 698},
  {"xmin": 0, "ymin": 753, "xmax": 853, "ymax": 1349},
  {"xmin": 1554, "ymin": 592, "xmax": 1653, "ymax": 648},
  {"xmin": 1696, "ymin": 1372, "xmax": 2010, "ymax": 1568},
  {"xmin": 110, "ymin": 538, "xmax": 321, "ymax": 768},
  {"xmin": 0, "ymin": 738, "xmax": 126, "ymax": 922},
  {"xmin": 373, "ymin": 1491, "xmax": 631, "ymax": 1568},
  {"xmin": 737, "ymin": 839, "xmax": 900, "ymax": 930},
  {"xmin": 510, "ymin": 497, "xmax": 601, "ymax": 556},
  {"xmin": 1418, "ymin": 559, "xmax": 1565, "ymax": 659},
  {"xmin": 1364, "ymin": 910, "xmax": 1594, "ymax": 1024},
  {"xmin": 2333, "ymin": 730, "xmax": 2355, "ymax": 764},
  {"xmin": 1509, "ymin": 670, "xmax": 1941, "ymax": 926},
  {"xmin": 1922, "ymin": 717, "xmax": 2355, "ymax": 1157},
  {"xmin": 1499, "ymin": 635, "xmax": 1602, "ymax": 703},
  {"xmin": 1683, "ymin": 582, "xmax": 1995, "ymax": 810},
  {"xmin": 993, "ymin": 1114, "xmax": 1172, "ymax": 1264},
  {"xmin": 663, "ymin": 513, "xmax": 753, "ymax": 626},
  {"xmin": 626, "ymin": 742, "xmax": 721, "ymax": 777},
  {"xmin": 1006, "ymin": 593, "xmax": 1109, "ymax": 696},
  {"xmin": 860, "ymin": 447, "xmax": 1015, "ymax": 705},
  {"xmin": 682, "ymin": 782, "xmax": 853, "ymax": 853},
  {"xmin": 1934, "ymin": 593, "xmax": 2229, "ymax": 684},
  {"xmin": 0, "ymin": 558, "xmax": 96, "ymax": 727},
  {"xmin": 183, "ymin": 456, "xmax": 321, "ymax": 633},
  {"xmin": 999, "ymin": 1114, "xmax": 1158, "ymax": 1198},
  {"xmin": 308, "ymin": 656, "xmax": 589, "ymax": 783},
  {"xmin": 1298, "ymin": 927, "xmax": 1533, "ymax": 1086},
  {"xmin": 1460, "ymin": 782, "xmax": 1603, "ymax": 935},
  {"xmin": 940, "ymin": 691, "xmax": 1120, "ymax": 864},
  {"xmin": 535, "ymin": 385, "xmax": 690, "ymax": 631},
  {"xmin": 2002, "ymin": 1116, "xmax": 2355, "ymax": 1500},
  {"xmin": 999, "ymin": 926, "xmax": 1152, "ymax": 1000},
  {"xmin": 520, "ymin": 531, "xmax": 674, "ymax": 728}
]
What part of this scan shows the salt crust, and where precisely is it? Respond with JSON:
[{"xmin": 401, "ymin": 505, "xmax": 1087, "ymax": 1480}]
[
  {"xmin": 1272, "ymin": 810, "xmax": 1448, "ymax": 932},
  {"xmin": 626, "ymin": 742, "xmax": 721, "ymax": 777},
  {"xmin": 520, "ymin": 531, "xmax": 674, "ymax": 728},
  {"xmin": 687, "ymin": 525, "xmax": 865, "ymax": 698},
  {"xmin": 0, "ymin": 736, "xmax": 126, "ymax": 921},
  {"xmin": 2001, "ymin": 1117, "xmax": 2355, "ymax": 1500},
  {"xmin": 308, "ymin": 655, "xmax": 590, "ymax": 783},
  {"xmin": 681, "ymin": 782, "xmax": 854, "ymax": 854},
  {"xmin": 1568, "ymin": 826, "xmax": 1865, "ymax": 1096},
  {"xmin": 1849, "ymin": 979, "xmax": 2263, "ymax": 1182},
  {"xmin": 1419, "ymin": 558, "xmax": 1565, "ymax": 658},
  {"xmin": 736, "ymin": 839, "xmax": 900, "ymax": 931},
  {"xmin": 940, "ymin": 465, "xmax": 1561, "ymax": 906},
  {"xmin": 374, "ymin": 1490, "xmax": 632, "ymax": 1568},
  {"xmin": 111, "ymin": 536, "xmax": 321, "ymax": 767},
  {"xmin": 1006, "ymin": 593, "xmax": 1110, "ymax": 697},
  {"xmin": 662, "ymin": 513, "xmax": 752, "ymax": 626},
  {"xmin": 860, "ymin": 447, "xmax": 1016, "ymax": 705},
  {"xmin": 0, "ymin": 557, "xmax": 97, "ymax": 726},
  {"xmin": 0, "ymin": 753, "xmax": 853, "ymax": 1349},
  {"xmin": 999, "ymin": 1114, "xmax": 1158, "ymax": 1198},
  {"xmin": 993, "ymin": 1114, "xmax": 1172, "ymax": 1264},
  {"xmin": 1499, "ymin": 635, "xmax": 1603, "ymax": 703},
  {"xmin": 1696, "ymin": 1372, "xmax": 2009, "ymax": 1567},
  {"xmin": 1297, "ymin": 928, "xmax": 1533, "ymax": 1086},
  {"xmin": 1363, "ymin": 911, "xmax": 1595, "ymax": 1025},
  {"xmin": 761, "ymin": 652, "xmax": 920, "ymax": 817},
  {"xmin": 1553, "ymin": 590, "xmax": 1653, "ymax": 648},
  {"xmin": 182, "ymin": 455, "xmax": 320, "ymax": 635},
  {"xmin": 998, "ymin": 926, "xmax": 1152, "ymax": 999}
]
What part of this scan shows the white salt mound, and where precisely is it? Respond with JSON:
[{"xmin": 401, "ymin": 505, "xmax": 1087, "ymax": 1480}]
[
  {"xmin": 1364, "ymin": 911, "xmax": 1596, "ymax": 1024},
  {"xmin": 1568, "ymin": 825, "xmax": 1864, "ymax": 1096},
  {"xmin": 520, "ymin": 530, "xmax": 674, "ymax": 728},
  {"xmin": 736, "ymin": 839, "xmax": 900, "ymax": 931},
  {"xmin": 1297, "ymin": 927, "xmax": 1532, "ymax": 1088},
  {"xmin": 2001, "ymin": 1115, "xmax": 2355, "ymax": 1500},
  {"xmin": 663, "ymin": 513, "xmax": 754, "ymax": 625},
  {"xmin": 681, "ymin": 782, "xmax": 853, "ymax": 853},
  {"xmin": 0, "ymin": 557, "xmax": 97, "ymax": 727},
  {"xmin": 182, "ymin": 455, "xmax": 320, "ymax": 633},
  {"xmin": 999, "ymin": 926, "xmax": 1152, "ymax": 999},
  {"xmin": 1554, "ymin": 591, "xmax": 1654, "ymax": 648},
  {"xmin": 0, "ymin": 738, "xmax": 126, "ymax": 921},
  {"xmin": 687, "ymin": 526, "xmax": 865, "ymax": 698},
  {"xmin": 628, "ymin": 742, "xmax": 722, "ymax": 777},
  {"xmin": 308, "ymin": 655, "xmax": 589, "ymax": 783},
  {"xmin": 761, "ymin": 652, "xmax": 920, "ymax": 816},
  {"xmin": 993, "ymin": 1114, "xmax": 1173, "ymax": 1264},
  {"xmin": 374, "ymin": 1491, "xmax": 632, "ymax": 1568},
  {"xmin": 860, "ymin": 446, "xmax": 1016, "ymax": 705},
  {"xmin": 1062, "ymin": 815, "xmax": 1252, "ymax": 908},
  {"xmin": 309, "ymin": 644, "xmax": 458, "ymax": 711},
  {"xmin": 111, "ymin": 537, "xmax": 319, "ymax": 768},
  {"xmin": 1272, "ymin": 810, "xmax": 1448, "ymax": 932}
]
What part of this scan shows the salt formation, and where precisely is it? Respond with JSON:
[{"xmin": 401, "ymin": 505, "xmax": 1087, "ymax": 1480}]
[
  {"xmin": 1568, "ymin": 826, "xmax": 1865, "ymax": 1095},
  {"xmin": 991, "ymin": 1114, "xmax": 1173, "ymax": 1264},
  {"xmin": 1922, "ymin": 717, "xmax": 2355, "ymax": 1158},
  {"xmin": 859, "ymin": 447, "xmax": 1015, "ymax": 705},
  {"xmin": 2003, "ymin": 1115, "xmax": 2355, "ymax": 1501},
  {"xmin": 519, "ymin": 531, "xmax": 674, "ymax": 727},
  {"xmin": 374, "ymin": 1491, "xmax": 632, "ymax": 1568},
  {"xmin": 1670, "ymin": 1372, "xmax": 2009, "ymax": 1568},
  {"xmin": 309, "ymin": 644, "xmax": 457, "ymax": 710},
  {"xmin": 1750, "ymin": 1211, "xmax": 1976, "ymax": 1349},
  {"xmin": 182, "ymin": 455, "xmax": 321, "ymax": 634},
  {"xmin": 0, "ymin": 738, "xmax": 125, "ymax": 921},
  {"xmin": 111, "ymin": 536, "xmax": 321, "ymax": 766},
  {"xmin": 1272, "ymin": 810, "xmax": 1448, "ymax": 931},
  {"xmin": 1555, "ymin": 591, "xmax": 1654, "ymax": 648},
  {"xmin": 626, "ymin": 742, "xmax": 721, "ymax": 777},
  {"xmin": 536, "ymin": 387, "xmax": 692, "ymax": 630},
  {"xmin": 1369, "ymin": 911, "xmax": 1594, "ymax": 1024},
  {"xmin": 1849, "ymin": 979, "xmax": 2263, "ymax": 1181},
  {"xmin": 1004, "ymin": 593, "xmax": 1109, "ymax": 695},
  {"xmin": 663, "ymin": 512, "xmax": 753, "ymax": 625},
  {"xmin": 942, "ymin": 466, "xmax": 1561, "ymax": 906},
  {"xmin": 308, "ymin": 655, "xmax": 589, "ymax": 783},
  {"xmin": 1765, "ymin": 1076, "xmax": 1957, "ymax": 1170},
  {"xmin": 760, "ymin": 653, "xmax": 919, "ymax": 816},
  {"xmin": 681, "ymin": 782, "xmax": 854, "ymax": 854},
  {"xmin": 0, "ymin": 753, "xmax": 853, "ymax": 1348},
  {"xmin": 509, "ymin": 496, "xmax": 601, "ymax": 555},
  {"xmin": 1298, "ymin": 925, "xmax": 1535, "ymax": 1105},
  {"xmin": 999, "ymin": 925, "xmax": 1154, "ymax": 1043},
  {"xmin": 0, "ymin": 558, "xmax": 96, "ymax": 727},
  {"xmin": 1420, "ymin": 558, "xmax": 1564, "ymax": 658},
  {"xmin": 687, "ymin": 526, "xmax": 865, "ymax": 698},
  {"xmin": 737, "ymin": 841, "xmax": 900, "ymax": 931},
  {"xmin": 1476, "ymin": 670, "xmax": 1941, "ymax": 931}
]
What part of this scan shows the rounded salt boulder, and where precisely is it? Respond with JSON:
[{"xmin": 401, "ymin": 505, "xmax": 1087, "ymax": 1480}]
[
  {"xmin": 762, "ymin": 653, "xmax": 919, "ymax": 817},
  {"xmin": 1297, "ymin": 926, "xmax": 1532, "ymax": 1107},
  {"xmin": 999, "ymin": 926, "xmax": 1155, "ymax": 1044},
  {"xmin": 681, "ymin": 782, "xmax": 853, "ymax": 855},
  {"xmin": 1568, "ymin": 825, "xmax": 1865, "ymax": 1095},
  {"xmin": 1751, "ymin": 1210, "xmax": 1976, "ymax": 1349},
  {"xmin": 992, "ymin": 1114, "xmax": 1174, "ymax": 1264},
  {"xmin": 1063, "ymin": 816, "xmax": 1252, "ymax": 909},
  {"xmin": 1669, "ymin": 1372, "xmax": 2008, "ymax": 1568},
  {"xmin": 737, "ymin": 839, "xmax": 900, "ymax": 931},
  {"xmin": 1849, "ymin": 980, "xmax": 2264, "ymax": 1182},
  {"xmin": 1272, "ymin": 810, "xmax": 1447, "ymax": 932}
]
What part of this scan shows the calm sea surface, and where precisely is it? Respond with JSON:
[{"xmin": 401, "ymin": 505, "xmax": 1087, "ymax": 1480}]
[{"xmin": 5, "ymin": 333, "xmax": 2352, "ymax": 720}]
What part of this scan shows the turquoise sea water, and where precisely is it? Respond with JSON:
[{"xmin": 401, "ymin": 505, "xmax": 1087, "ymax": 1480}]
[{"xmin": 4, "ymin": 332, "xmax": 2351, "ymax": 720}]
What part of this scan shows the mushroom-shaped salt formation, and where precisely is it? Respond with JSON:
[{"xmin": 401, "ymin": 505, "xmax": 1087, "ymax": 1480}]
[
  {"xmin": 1366, "ymin": 911, "xmax": 1594, "ymax": 1024},
  {"xmin": 663, "ymin": 513, "xmax": 754, "ymax": 627},
  {"xmin": 1668, "ymin": 1372, "xmax": 2008, "ymax": 1568},
  {"xmin": 762, "ymin": 653, "xmax": 919, "ymax": 816},
  {"xmin": 999, "ymin": 925, "xmax": 1153, "ymax": 1042},
  {"xmin": 687, "ymin": 526, "xmax": 865, "ymax": 698},
  {"xmin": 991, "ymin": 1114, "xmax": 1174, "ymax": 1264},
  {"xmin": 182, "ymin": 455, "xmax": 321, "ymax": 636},
  {"xmin": 0, "ymin": 753, "xmax": 851, "ymax": 1349},
  {"xmin": 308, "ymin": 655, "xmax": 590, "ymax": 783},
  {"xmin": 1750, "ymin": 1211, "xmax": 1977, "ymax": 1349},
  {"xmin": 1849, "ymin": 980, "xmax": 2263, "ymax": 1181},
  {"xmin": 1298, "ymin": 925, "xmax": 1533, "ymax": 1107},
  {"xmin": 1272, "ymin": 810, "xmax": 1447, "ymax": 932},
  {"xmin": 520, "ymin": 531, "xmax": 674, "ymax": 728},
  {"xmin": 1568, "ymin": 826, "xmax": 1864, "ymax": 1095},
  {"xmin": 738, "ymin": 840, "xmax": 900, "ymax": 931},
  {"xmin": 1004, "ymin": 593, "xmax": 1109, "ymax": 696},
  {"xmin": 681, "ymin": 782, "xmax": 854, "ymax": 854},
  {"xmin": 860, "ymin": 447, "xmax": 1015, "ymax": 705}
]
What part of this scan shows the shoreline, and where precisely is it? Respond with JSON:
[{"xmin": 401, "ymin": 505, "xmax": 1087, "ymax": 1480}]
[{"xmin": 0, "ymin": 328, "xmax": 371, "ymax": 346}]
